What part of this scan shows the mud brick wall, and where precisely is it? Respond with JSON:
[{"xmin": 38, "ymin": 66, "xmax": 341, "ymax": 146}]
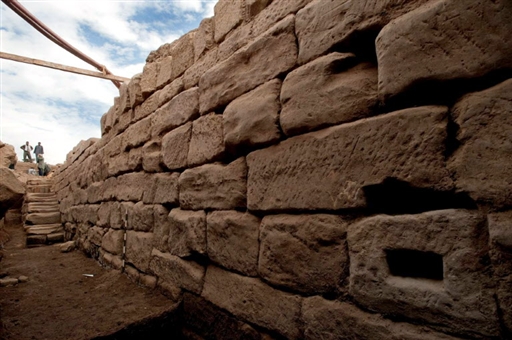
[{"xmin": 53, "ymin": 0, "xmax": 512, "ymax": 338}]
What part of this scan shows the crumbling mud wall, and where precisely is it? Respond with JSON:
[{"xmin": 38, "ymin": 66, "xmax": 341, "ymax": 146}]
[{"xmin": 53, "ymin": 0, "xmax": 512, "ymax": 338}]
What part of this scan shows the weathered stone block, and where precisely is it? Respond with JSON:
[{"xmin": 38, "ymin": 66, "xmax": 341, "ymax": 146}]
[
  {"xmin": 303, "ymin": 296, "xmax": 462, "ymax": 340},
  {"xmin": 156, "ymin": 56, "xmax": 173, "ymax": 90},
  {"xmin": 161, "ymin": 122, "xmax": 192, "ymax": 171},
  {"xmin": 179, "ymin": 157, "xmax": 247, "ymax": 210},
  {"xmin": 101, "ymin": 229, "xmax": 124, "ymax": 255},
  {"xmin": 259, "ymin": 214, "xmax": 348, "ymax": 294},
  {"xmin": 128, "ymin": 202, "xmax": 154, "ymax": 232},
  {"xmin": 207, "ymin": 211, "xmax": 259, "ymax": 276},
  {"xmin": 250, "ymin": 0, "xmax": 311, "ymax": 39},
  {"xmin": 376, "ymin": 0, "xmax": 512, "ymax": 103},
  {"xmin": 245, "ymin": 0, "xmax": 272, "ymax": 20},
  {"xmin": 247, "ymin": 106, "xmax": 453, "ymax": 211},
  {"xmin": 140, "ymin": 62, "xmax": 159, "ymax": 98},
  {"xmin": 157, "ymin": 77, "xmax": 184, "ymax": 108},
  {"xmin": 122, "ymin": 117, "xmax": 151, "ymax": 150},
  {"xmin": 347, "ymin": 210, "xmax": 499, "ymax": 337},
  {"xmin": 170, "ymin": 31, "xmax": 195, "ymax": 79},
  {"xmin": 128, "ymin": 73, "xmax": 144, "ymax": 108},
  {"xmin": 133, "ymin": 92, "xmax": 159, "ymax": 122},
  {"xmin": 296, "ymin": 0, "xmax": 430, "ymax": 65},
  {"xmin": 224, "ymin": 79, "xmax": 281, "ymax": 154},
  {"xmin": 449, "ymin": 79, "xmax": 512, "ymax": 209},
  {"xmin": 217, "ymin": 22, "xmax": 252, "ymax": 62},
  {"xmin": 149, "ymin": 249, "xmax": 205, "ymax": 294},
  {"xmin": 194, "ymin": 17, "xmax": 214, "ymax": 61},
  {"xmin": 153, "ymin": 204, "xmax": 170, "ymax": 253},
  {"xmin": 126, "ymin": 231, "xmax": 153, "ymax": 272},
  {"xmin": 488, "ymin": 211, "xmax": 512, "ymax": 334},
  {"xmin": 202, "ymin": 266, "xmax": 302, "ymax": 339},
  {"xmin": 141, "ymin": 140, "xmax": 164, "ymax": 173},
  {"xmin": 214, "ymin": 0, "xmax": 244, "ymax": 43},
  {"xmin": 281, "ymin": 53, "xmax": 378, "ymax": 136},
  {"xmin": 151, "ymin": 87, "xmax": 199, "ymax": 138},
  {"xmin": 183, "ymin": 47, "xmax": 218, "ymax": 90},
  {"xmin": 88, "ymin": 226, "xmax": 106, "ymax": 246},
  {"xmin": 188, "ymin": 113, "xmax": 225, "ymax": 167},
  {"xmin": 115, "ymin": 172, "xmax": 153, "ymax": 202},
  {"xmin": 144, "ymin": 172, "xmax": 180, "ymax": 205},
  {"xmin": 168, "ymin": 208, "xmax": 206, "ymax": 258},
  {"xmin": 199, "ymin": 15, "xmax": 297, "ymax": 114}
]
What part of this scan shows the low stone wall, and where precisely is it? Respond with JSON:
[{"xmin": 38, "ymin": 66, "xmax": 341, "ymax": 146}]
[{"xmin": 53, "ymin": 0, "xmax": 512, "ymax": 338}]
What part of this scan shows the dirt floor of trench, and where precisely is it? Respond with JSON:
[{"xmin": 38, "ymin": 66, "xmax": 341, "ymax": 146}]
[{"xmin": 0, "ymin": 222, "xmax": 181, "ymax": 340}]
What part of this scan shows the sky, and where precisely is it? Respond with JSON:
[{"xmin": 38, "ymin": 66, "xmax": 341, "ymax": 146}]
[{"xmin": 0, "ymin": 0, "xmax": 218, "ymax": 165}]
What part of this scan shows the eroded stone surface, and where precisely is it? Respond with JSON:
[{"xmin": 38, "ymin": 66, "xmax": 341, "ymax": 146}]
[
  {"xmin": 125, "ymin": 231, "xmax": 153, "ymax": 272},
  {"xmin": 207, "ymin": 211, "xmax": 260, "ymax": 276},
  {"xmin": 168, "ymin": 208, "xmax": 206, "ymax": 257},
  {"xmin": 224, "ymin": 79, "xmax": 281, "ymax": 154},
  {"xmin": 202, "ymin": 265, "xmax": 302, "ymax": 339},
  {"xmin": 199, "ymin": 15, "xmax": 297, "ymax": 114},
  {"xmin": 247, "ymin": 106, "xmax": 452, "ymax": 211},
  {"xmin": 449, "ymin": 79, "xmax": 512, "ymax": 209},
  {"xmin": 377, "ymin": 0, "xmax": 512, "ymax": 103},
  {"xmin": 188, "ymin": 113, "xmax": 225, "ymax": 167},
  {"xmin": 161, "ymin": 122, "xmax": 192, "ymax": 171},
  {"xmin": 303, "ymin": 296, "xmax": 463, "ymax": 340},
  {"xmin": 281, "ymin": 53, "xmax": 378, "ymax": 136},
  {"xmin": 101, "ymin": 229, "xmax": 124, "ymax": 255},
  {"xmin": 179, "ymin": 157, "xmax": 247, "ymax": 210},
  {"xmin": 347, "ymin": 210, "xmax": 499, "ymax": 337},
  {"xmin": 214, "ymin": 0, "xmax": 244, "ymax": 43},
  {"xmin": 259, "ymin": 214, "xmax": 348, "ymax": 294}
]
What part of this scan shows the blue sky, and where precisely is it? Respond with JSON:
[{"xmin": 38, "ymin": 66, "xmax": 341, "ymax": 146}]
[{"xmin": 0, "ymin": 0, "xmax": 217, "ymax": 165}]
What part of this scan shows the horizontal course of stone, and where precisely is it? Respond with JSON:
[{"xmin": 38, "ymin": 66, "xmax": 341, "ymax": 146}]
[{"xmin": 53, "ymin": 0, "xmax": 512, "ymax": 339}]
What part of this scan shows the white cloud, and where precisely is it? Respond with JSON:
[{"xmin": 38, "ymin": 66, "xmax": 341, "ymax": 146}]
[{"xmin": 0, "ymin": 0, "xmax": 218, "ymax": 165}]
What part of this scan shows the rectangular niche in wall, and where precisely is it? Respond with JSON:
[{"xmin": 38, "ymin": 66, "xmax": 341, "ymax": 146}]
[
  {"xmin": 385, "ymin": 249, "xmax": 443, "ymax": 281},
  {"xmin": 347, "ymin": 210, "xmax": 500, "ymax": 337}
]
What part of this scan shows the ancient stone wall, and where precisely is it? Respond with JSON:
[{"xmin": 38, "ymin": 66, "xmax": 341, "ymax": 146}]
[{"xmin": 53, "ymin": 0, "xmax": 512, "ymax": 338}]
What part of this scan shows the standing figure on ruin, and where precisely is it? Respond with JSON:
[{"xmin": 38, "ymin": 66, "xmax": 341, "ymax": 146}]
[
  {"xmin": 20, "ymin": 141, "xmax": 33, "ymax": 162},
  {"xmin": 34, "ymin": 142, "xmax": 44, "ymax": 160}
]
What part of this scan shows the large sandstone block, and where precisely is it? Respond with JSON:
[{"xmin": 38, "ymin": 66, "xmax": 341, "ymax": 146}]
[
  {"xmin": 168, "ymin": 208, "xmax": 206, "ymax": 257},
  {"xmin": 128, "ymin": 73, "xmax": 144, "ymax": 108},
  {"xmin": 0, "ymin": 168, "xmax": 24, "ymax": 217},
  {"xmin": 179, "ymin": 157, "xmax": 247, "ymax": 210},
  {"xmin": 303, "ymin": 296, "xmax": 463, "ymax": 340},
  {"xmin": 247, "ymin": 106, "xmax": 452, "ymax": 211},
  {"xmin": 347, "ymin": 210, "xmax": 499, "ymax": 337},
  {"xmin": 115, "ymin": 172, "xmax": 153, "ymax": 202},
  {"xmin": 194, "ymin": 18, "xmax": 214, "ymax": 61},
  {"xmin": 121, "ymin": 116, "xmax": 151, "ymax": 151},
  {"xmin": 140, "ymin": 62, "xmax": 159, "ymax": 98},
  {"xmin": 25, "ymin": 212, "xmax": 61, "ymax": 225},
  {"xmin": 126, "ymin": 231, "xmax": 153, "ymax": 272},
  {"xmin": 188, "ymin": 113, "xmax": 225, "ymax": 167},
  {"xmin": 199, "ymin": 15, "xmax": 297, "ymax": 114},
  {"xmin": 207, "ymin": 211, "xmax": 260, "ymax": 276},
  {"xmin": 183, "ymin": 47, "xmax": 218, "ymax": 90},
  {"xmin": 259, "ymin": 214, "xmax": 348, "ymax": 294},
  {"xmin": 281, "ymin": 53, "xmax": 378, "ymax": 136},
  {"xmin": 157, "ymin": 77, "xmax": 183, "ymax": 108},
  {"xmin": 101, "ymin": 229, "xmax": 124, "ymax": 255},
  {"xmin": 214, "ymin": 0, "xmax": 244, "ymax": 43},
  {"xmin": 377, "ymin": 0, "xmax": 512, "ymax": 103},
  {"xmin": 133, "ymin": 91, "xmax": 159, "ymax": 122},
  {"xmin": 449, "ymin": 79, "xmax": 512, "ymax": 209},
  {"xmin": 156, "ymin": 56, "xmax": 173, "ymax": 90},
  {"xmin": 296, "ymin": 0, "xmax": 430, "ymax": 64},
  {"xmin": 153, "ymin": 204, "xmax": 170, "ymax": 253},
  {"xmin": 161, "ymin": 122, "xmax": 192, "ymax": 171},
  {"xmin": 141, "ymin": 141, "xmax": 164, "ymax": 173},
  {"xmin": 149, "ymin": 248, "xmax": 205, "ymax": 294},
  {"xmin": 202, "ymin": 266, "xmax": 302, "ymax": 339},
  {"xmin": 144, "ymin": 172, "xmax": 180, "ymax": 205},
  {"xmin": 487, "ymin": 211, "xmax": 512, "ymax": 333},
  {"xmin": 224, "ymin": 79, "xmax": 281, "ymax": 154},
  {"xmin": 151, "ymin": 87, "xmax": 199, "ymax": 138},
  {"xmin": 127, "ymin": 202, "xmax": 153, "ymax": 232}
]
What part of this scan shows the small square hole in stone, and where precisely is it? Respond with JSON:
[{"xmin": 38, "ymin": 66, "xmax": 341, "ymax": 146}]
[{"xmin": 385, "ymin": 249, "xmax": 443, "ymax": 280}]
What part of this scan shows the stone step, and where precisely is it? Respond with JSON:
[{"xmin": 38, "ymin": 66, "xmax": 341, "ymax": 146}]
[
  {"xmin": 25, "ymin": 212, "xmax": 61, "ymax": 225},
  {"xmin": 26, "ymin": 231, "xmax": 64, "ymax": 246},
  {"xmin": 25, "ymin": 224, "xmax": 63, "ymax": 235},
  {"xmin": 27, "ymin": 187, "xmax": 54, "ymax": 194},
  {"xmin": 25, "ymin": 193, "xmax": 57, "ymax": 202},
  {"xmin": 27, "ymin": 204, "xmax": 60, "ymax": 213}
]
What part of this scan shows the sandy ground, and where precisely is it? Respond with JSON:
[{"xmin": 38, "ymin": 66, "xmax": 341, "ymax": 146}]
[{"xmin": 0, "ymin": 222, "xmax": 181, "ymax": 340}]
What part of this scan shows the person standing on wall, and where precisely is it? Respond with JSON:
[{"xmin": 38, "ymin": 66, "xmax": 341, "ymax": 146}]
[
  {"xmin": 34, "ymin": 142, "xmax": 44, "ymax": 160},
  {"xmin": 20, "ymin": 141, "xmax": 33, "ymax": 162},
  {"xmin": 37, "ymin": 154, "xmax": 46, "ymax": 176}
]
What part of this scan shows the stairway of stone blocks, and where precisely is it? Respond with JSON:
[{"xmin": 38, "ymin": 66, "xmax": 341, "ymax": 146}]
[{"xmin": 23, "ymin": 178, "xmax": 64, "ymax": 246}]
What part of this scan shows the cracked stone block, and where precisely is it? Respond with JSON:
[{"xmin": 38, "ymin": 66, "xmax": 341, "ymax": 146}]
[
  {"xmin": 259, "ymin": 214, "xmax": 348, "ymax": 294},
  {"xmin": 161, "ymin": 122, "xmax": 192, "ymax": 171},
  {"xmin": 247, "ymin": 106, "xmax": 452, "ymax": 211},
  {"xmin": 449, "ymin": 79, "xmax": 512, "ymax": 210},
  {"xmin": 168, "ymin": 208, "xmax": 206, "ymax": 258},
  {"xmin": 347, "ymin": 209, "xmax": 499, "ymax": 338},
  {"xmin": 188, "ymin": 113, "xmax": 225, "ymax": 167},
  {"xmin": 207, "ymin": 211, "xmax": 260, "ymax": 276}
]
